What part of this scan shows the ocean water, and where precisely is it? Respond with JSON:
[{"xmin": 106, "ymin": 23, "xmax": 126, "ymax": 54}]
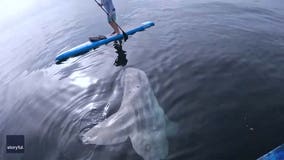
[{"xmin": 0, "ymin": 0, "xmax": 284, "ymax": 159}]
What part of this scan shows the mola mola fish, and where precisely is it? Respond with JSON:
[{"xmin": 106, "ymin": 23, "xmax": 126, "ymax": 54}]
[{"xmin": 81, "ymin": 68, "xmax": 174, "ymax": 160}]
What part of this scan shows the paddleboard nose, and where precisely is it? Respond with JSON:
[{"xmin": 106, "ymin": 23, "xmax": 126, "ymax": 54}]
[{"xmin": 142, "ymin": 21, "xmax": 155, "ymax": 28}]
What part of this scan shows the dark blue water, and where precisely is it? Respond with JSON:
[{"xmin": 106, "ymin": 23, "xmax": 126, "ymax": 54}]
[{"xmin": 1, "ymin": 0, "xmax": 284, "ymax": 160}]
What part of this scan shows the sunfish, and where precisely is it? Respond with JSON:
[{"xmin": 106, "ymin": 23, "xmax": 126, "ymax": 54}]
[{"xmin": 82, "ymin": 68, "xmax": 172, "ymax": 160}]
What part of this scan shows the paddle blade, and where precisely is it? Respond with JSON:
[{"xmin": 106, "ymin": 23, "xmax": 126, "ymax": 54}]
[{"xmin": 122, "ymin": 31, "xmax": 128, "ymax": 42}]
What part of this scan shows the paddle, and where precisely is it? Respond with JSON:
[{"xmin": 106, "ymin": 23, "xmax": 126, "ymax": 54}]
[{"xmin": 94, "ymin": 0, "xmax": 128, "ymax": 42}]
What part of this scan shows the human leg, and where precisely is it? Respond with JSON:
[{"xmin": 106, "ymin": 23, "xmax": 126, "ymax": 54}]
[{"xmin": 108, "ymin": 13, "xmax": 120, "ymax": 35}]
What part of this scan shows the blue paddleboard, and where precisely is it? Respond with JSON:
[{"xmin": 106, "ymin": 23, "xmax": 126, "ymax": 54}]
[
  {"xmin": 258, "ymin": 144, "xmax": 284, "ymax": 160},
  {"xmin": 55, "ymin": 21, "xmax": 155, "ymax": 63}
]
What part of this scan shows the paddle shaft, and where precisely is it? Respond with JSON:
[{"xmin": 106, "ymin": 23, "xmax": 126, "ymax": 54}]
[{"xmin": 93, "ymin": 0, "xmax": 128, "ymax": 41}]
